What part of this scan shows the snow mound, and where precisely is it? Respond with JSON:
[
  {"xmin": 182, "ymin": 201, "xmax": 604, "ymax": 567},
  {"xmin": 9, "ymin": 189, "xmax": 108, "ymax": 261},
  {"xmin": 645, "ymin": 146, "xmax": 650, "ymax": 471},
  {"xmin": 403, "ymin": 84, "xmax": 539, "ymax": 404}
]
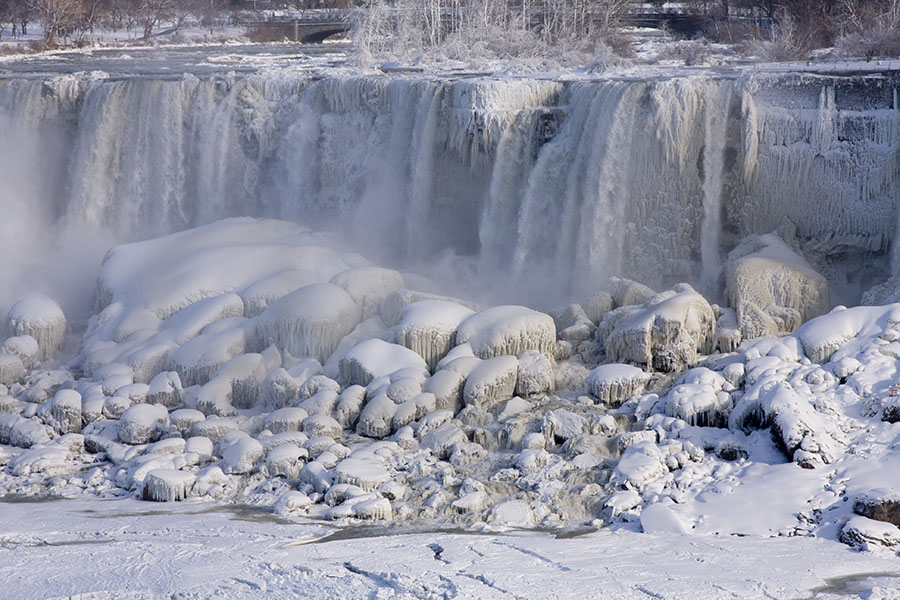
[
  {"xmin": 2, "ymin": 336, "xmax": 40, "ymax": 369},
  {"xmin": 396, "ymin": 300, "xmax": 475, "ymax": 370},
  {"xmin": 6, "ymin": 295, "xmax": 66, "ymax": 360},
  {"xmin": 515, "ymin": 350, "xmax": 553, "ymax": 397},
  {"xmin": 456, "ymin": 306, "xmax": 556, "ymax": 359},
  {"xmin": 0, "ymin": 353, "xmax": 25, "ymax": 386},
  {"xmin": 240, "ymin": 269, "xmax": 323, "ymax": 318},
  {"xmin": 256, "ymin": 284, "xmax": 361, "ymax": 363}
]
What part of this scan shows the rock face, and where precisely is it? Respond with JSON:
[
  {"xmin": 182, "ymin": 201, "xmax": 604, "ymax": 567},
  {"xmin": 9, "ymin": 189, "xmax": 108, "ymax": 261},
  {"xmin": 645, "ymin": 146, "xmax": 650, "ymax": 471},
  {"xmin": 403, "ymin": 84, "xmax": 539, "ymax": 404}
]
[
  {"xmin": 726, "ymin": 231, "xmax": 830, "ymax": 336},
  {"xmin": 601, "ymin": 284, "xmax": 716, "ymax": 372}
]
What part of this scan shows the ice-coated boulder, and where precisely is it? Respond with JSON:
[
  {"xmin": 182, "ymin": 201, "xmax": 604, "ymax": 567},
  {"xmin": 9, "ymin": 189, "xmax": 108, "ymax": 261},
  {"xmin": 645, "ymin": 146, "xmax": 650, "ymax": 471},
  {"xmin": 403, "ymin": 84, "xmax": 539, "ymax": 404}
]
[
  {"xmin": 1, "ymin": 336, "xmax": 39, "ymax": 369},
  {"xmin": 356, "ymin": 393, "xmax": 397, "ymax": 438},
  {"xmin": 240, "ymin": 268, "xmax": 322, "ymax": 318},
  {"xmin": 608, "ymin": 277, "xmax": 656, "ymax": 308},
  {"xmin": 456, "ymin": 306, "xmax": 556, "ymax": 359},
  {"xmin": 6, "ymin": 295, "xmax": 66, "ymax": 360},
  {"xmin": 602, "ymin": 284, "xmax": 716, "ymax": 372},
  {"xmin": 421, "ymin": 423, "xmax": 467, "ymax": 459},
  {"xmin": 515, "ymin": 350, "xmax": 553, "ymax": 397},
  {"xmin": 463, "ymin": 355, "xmax": 519, "ymax": 410},
  {"xmin": 333, "ymin": 385, "xmax": 366, "ymax": 428},
  {"xmin": 261, "ymin": 368, "xmax": 304, "ymax": 409},
  {"xmin": 330, "ymin": 266, "xmax": 404, "ymax": 319},
  {"xmin": 166, "ymin": 328, "xmax": 247, "ymax": 387},
  {"xmin": 334, "ymin": 458, "xmax": 390, "ymax": 491},
  {"xmin": 352, "ymin": 496, "xmax": 392, "ymax": 521},
  {"xmin": 142, "ymin": 469, "xmax": 196, "ymax": 502},
  {"xmin": 378, "ymin": 289, "xmax": 477, "ymax": 327},
  {"xmin": 0, "ymin": 354, "xmax": 25, "ymax": 387},
  {"xmin": 664, "ymin": 383, "xmax": 729, "ymax": 428},
  {"xmin": 396, "ymin": 300, "xmax": 475, "ymax": 370},
  {"xmin": 0, "ymin": 415, "xmax": 52, "ymax": 448},
  {"xmin": 583, "ymin": 291, "xmax": 614, "ymax": 325},
  {"xmin": 266, "ymin": 444, "xmax": 306, "ymax": 478},
  {"xmin": 302, "ymin": 414, "xmax": 342, "ymax": 439},
  {"xmin": 265, "ymin": 407, "xmax": 309, "ymax": 434},
  {"xmin": 541, "ymin": 409, "xmax": 585, "ymax": 445},
  {"xmin": 256, "ymin": 284, "xmax": 361, "ymax": 363},
  {"xmin": 587, "ymin": 364, "xmax": 649, "ymax": 407},
  {"xmin": 726, "ymin": 231, "xmax": 830, "ymax": 327},
  {"xmin": 118, "ymin": 404, "xmax": 169, "ymax": 445},
  {"xmin": 423, "ymin": 369, "xmax": 464, "ymax": 413},
  {"xmin": 339, "ymin": 339, "xmax": 429, "ymax": 387},
  {"xmin": 42, "ymin": 389, "xmax": 82, "ymax": 434},
  {"xmin": 147, "ymin": 371, "xmax": 183, "ymax": 408},
  {"xmin": 222, "ymin": 437, "xmax": 264, "ymax": 474}
]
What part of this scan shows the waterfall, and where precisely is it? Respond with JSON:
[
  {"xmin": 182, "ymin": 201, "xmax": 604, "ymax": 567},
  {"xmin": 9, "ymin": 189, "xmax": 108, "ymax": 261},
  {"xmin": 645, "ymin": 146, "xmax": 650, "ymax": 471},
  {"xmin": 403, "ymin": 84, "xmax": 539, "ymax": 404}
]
[{"xmin": 0, "ymin": 69, "xmax": 897, "ymax": 315}]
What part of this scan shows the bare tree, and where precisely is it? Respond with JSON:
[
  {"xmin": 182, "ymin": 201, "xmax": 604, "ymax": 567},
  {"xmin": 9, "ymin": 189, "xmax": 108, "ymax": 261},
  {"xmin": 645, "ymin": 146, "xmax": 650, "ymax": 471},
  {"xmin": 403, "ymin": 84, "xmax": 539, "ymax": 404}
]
[{"xmin": 27, "ymin": 0, "xmax": 84, "ymax": 44}]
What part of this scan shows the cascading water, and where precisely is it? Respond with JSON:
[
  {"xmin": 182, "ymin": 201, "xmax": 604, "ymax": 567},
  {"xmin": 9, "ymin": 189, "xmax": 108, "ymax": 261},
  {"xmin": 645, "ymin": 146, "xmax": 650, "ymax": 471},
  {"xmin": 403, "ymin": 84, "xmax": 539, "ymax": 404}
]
[{"xmin": 0, "ymin": 66, "xmax": 898, "ymax": 318}]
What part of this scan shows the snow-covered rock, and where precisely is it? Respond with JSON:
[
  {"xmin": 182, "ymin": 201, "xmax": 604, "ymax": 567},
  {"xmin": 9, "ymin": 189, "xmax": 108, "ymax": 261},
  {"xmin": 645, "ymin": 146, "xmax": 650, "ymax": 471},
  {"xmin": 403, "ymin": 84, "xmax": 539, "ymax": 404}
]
[
  {"xmin": 1, "ymin": 335, "xmax": 40, "ymax": 369},
  {"xmin": 334, "ymin": 458, "xmax": 390, "ymax": 491},
  {"xmin": 142, "ymin": 469, "xmax": 196, "ymax": 502},
  {"xmin": 463, "ymin": 355, "xmax": 518, "ymax": 410},
  {"xmin": 222, "ymin": 437, "xmax": 264, "ymax": 474},
  {"xmin": 266, "ymin": 444, "xmax": 306, "ymax": 478},
  {"xmin": 456, "ymin": 306, "xmax": 556, "ymax": 359},
  {"xmin": 395, "ymin": 300, "xmax": 475, "ymax": 370},
  {"xmin": 339, "ymin": 339, "xmax": 429, "ymax": 387},
  {"xmin": 256, "ymin": 284, "xmax": 361, "ymax": 363},
  {"xmin": 6, "ymin": 295, "xmax": 66, "ymax": 360},
  {"xmin": 147, "ymin": 371, "xmax": 183, "ymax": 408},
  {"xmin": 42, "ymin": 389, "xmax": 82, "ymax": 434},
  {"xmin": 602, "ymin": 284, "xmax": 716, "ymax": 372},
  {"xmin": 515, "ymin": 350, "xmax": 553, "ymax": 397},
  {"xmin": 118, "ymin": 404, "xmax": 169, "ymax": 445},
  {"xmin": 587, "ymin": 364, "xmax": 650, "ymax": 407},
  {"xmin": 853, "ymin": 488, "xmax": 900, "ymax": 527},
  {"xmin": 726, "ymin": 231, "xmax": 830, "ymax": 328},
  {"xmin": 840, "ymin": 516, "xmax": 900, "ymax": 549},
  {"xmin": 356, "ymin": 393, "xmax": 397, "ymax": 438},
  {"xmin": 0, "ymin": 353, "xmax": 25, "ymax": 386},
  {"xmin": 331, "ymin": 266, "xmax": 404, "ymax": 319}
]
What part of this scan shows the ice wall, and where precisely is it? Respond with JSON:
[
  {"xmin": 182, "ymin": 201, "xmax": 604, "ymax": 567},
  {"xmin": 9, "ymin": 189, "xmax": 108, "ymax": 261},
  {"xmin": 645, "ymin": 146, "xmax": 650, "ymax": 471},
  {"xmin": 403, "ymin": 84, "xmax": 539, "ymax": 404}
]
[{"xmin": 0, "ymin": 69, "xmax": 897, "ymax": 314}]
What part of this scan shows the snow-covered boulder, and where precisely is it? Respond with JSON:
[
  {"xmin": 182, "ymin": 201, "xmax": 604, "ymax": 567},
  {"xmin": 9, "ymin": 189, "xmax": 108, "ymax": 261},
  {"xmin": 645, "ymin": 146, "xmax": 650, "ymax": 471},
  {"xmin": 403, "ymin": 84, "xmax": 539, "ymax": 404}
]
[
  {"xmin": 608, "ymin": 277, "xmax": 656, "ymax": 308},
  {"xmin": 256, "ymin": 284, "xmax": 361, "ymax": 363},
  {"xmin": 339, "ymin": 339, "xmax": 429, "ymax": 387},
  {"xmin": 222, "ymin": 437, "xmax": 264, "ymax": 474},
  {"xmin": 463, "ymin": 355, "xmax": 519, "ymax": 410},
  {"xmin": 142, "ymin": 469, "xmax": 196, "ymax": 502},
  {"xmin": 1, "ymin": 336, "xmax": 39, "ymax": 369},
  {"xmin": 602, "ymin": 284, "xmax": 716, "ymax": 372},
  {"xmin": 664, "ymin": 383, "xmax": 728, "ymax": 428},
  {"xmin": 456, "ymin": 306, "xmax": 556, "ymax": 359},
  {"xmin": 334, "ymin": 458, "xmax": 390, "ymax": 491},
  {"xmin": 583, "ymin": 291, "xmax": 614, "ymax": 324},
  {"xmin": 265, "ymin": 407, "xmax": 309, "ymax": 434},
  {"xmin": 240, "ymin": 268, "xmax": 322, "ymax": 318},
  {"xmin": 853, "ymin": 488, "xmax": 900, "ymax": 527},
  {"xmin": 396, "ymin": 300, "xmax": 475, "ymax": 370},
  {"xmin": 726, "ymin": 231, "xmax": 830, "ymax": 328},
  {"xmin": 840, "ymin": 516, "xmax": 900, "ymax": 549},
  {"xmin": 379, "ymin": 289, "xmax": 476, "ymax": 327},
  {"xmin": 423, "ymin": 369, "xmax": 464, "ymax": 413},
  {"xmin": 166, "ymin": 328, "xmax": 246, "ymax": 387},
  {"xmin": 118, "ymin": 404, "xmax": 169, "ymax": 445},
  {"xmin": 515, "ymin": 350, "xmax": 553, "ymax": 397},
  {"xmin": 356, "ymin": 393, "xmax": 397, "ymax": 438},
  {"xmin": 331, "ymin": 266, "xmax": 404, "ymax": 319},
  {"xmin": 261, "ymin": 368, "xmax": 304, "ymax": 409},
  {"xmin": 147, "ymin": 372, "xmax": 183, "ymax": 408},
  {"xmin": 302, "ymin": 414, "xmax": 342, "ymax": 440},
  {"xmin": 266, "ymin": 444, "xmax": 306, "ymax": 478},
  {"xmin": 0, "ymin": 415, "xmax": 52, "ymax": 448},
  {"xmin": 42, "ymin": 389, "xmax": 82, "ymax": 434},
  {"xmin": 333, "ymin": 385, "xmax": 366, "ymax": 428},
  {"xmin": 587, "ymin": 364, "xmax": 650, "ymax": 407},
  {"xmin": 6, "ymin": 295, "xmax": 66, "ymax": 360},
  {"xmin": 353, "ymin": 496, "xmax": 392, "ymax": 521},
  {"xmin": 0, "ymin": 354, "xmax": 25, "ymax": 386}
]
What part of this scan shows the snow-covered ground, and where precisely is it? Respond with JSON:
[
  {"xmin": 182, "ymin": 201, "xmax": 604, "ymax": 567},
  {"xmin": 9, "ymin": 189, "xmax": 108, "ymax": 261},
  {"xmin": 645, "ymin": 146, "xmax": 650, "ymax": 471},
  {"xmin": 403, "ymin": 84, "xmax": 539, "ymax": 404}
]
[{"xmin": 2, "ymin": 497, "xmax": 899, "ymax": 599}]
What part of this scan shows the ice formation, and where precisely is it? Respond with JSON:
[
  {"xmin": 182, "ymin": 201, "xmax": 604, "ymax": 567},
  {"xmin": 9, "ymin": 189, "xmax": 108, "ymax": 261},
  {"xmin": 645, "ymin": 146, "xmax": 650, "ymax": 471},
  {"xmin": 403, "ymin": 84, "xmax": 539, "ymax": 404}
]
[{"xmin": 1, "ymin": 62, "xmax": 900, "ymax": 561}]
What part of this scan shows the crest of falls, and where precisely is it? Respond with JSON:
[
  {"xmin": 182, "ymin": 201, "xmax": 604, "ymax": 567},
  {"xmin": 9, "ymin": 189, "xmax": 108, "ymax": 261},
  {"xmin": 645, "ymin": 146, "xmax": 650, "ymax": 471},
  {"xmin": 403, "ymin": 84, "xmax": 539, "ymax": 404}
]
[{"xmin": 0, "ymin": 70, "xmax": 898, "ymax": 316}]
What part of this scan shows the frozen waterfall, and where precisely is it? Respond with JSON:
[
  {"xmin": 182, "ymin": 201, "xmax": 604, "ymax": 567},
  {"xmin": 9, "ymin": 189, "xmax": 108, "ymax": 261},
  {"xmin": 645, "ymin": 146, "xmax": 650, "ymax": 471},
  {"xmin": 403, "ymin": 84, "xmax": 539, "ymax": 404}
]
[{"xmin": 0, "ymin": 69, "xmax": 898, "ymax": 315}]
